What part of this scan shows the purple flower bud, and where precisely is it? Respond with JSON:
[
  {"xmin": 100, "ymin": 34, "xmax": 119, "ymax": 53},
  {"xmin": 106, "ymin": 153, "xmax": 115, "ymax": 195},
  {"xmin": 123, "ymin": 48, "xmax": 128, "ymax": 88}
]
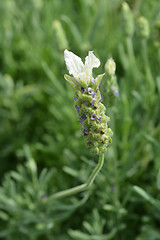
[
  {"xmin": 80, "ymin": 114, "xmax": 86, "ymax": 125},
  {"xmin": 91, "ymin": 77, "xmax": 96, "ymax": 84},
  {"xmin": 113, "ymin": 90, "xmax": 119, "ymax": 98},
  {"xmin": 88, "ymin": 141, "xmax": 92, "ymax": 146},
  {"xmin": 100, "ymin": 130, "xmax": 105, "ymax": 134},
  {"xmin": 91, "ymin": 113, "xmax": 97, "ymax": 120},
  {"xmin": 81, "ymin": 114, "xmax": 86, "ymax": 120},
  {"xmin": 83, "ymin": 128, "xmax": 89, "ymax": 136},
  {"xmin": 81, "ymin": 87, "xmax": 86, "ymax": 93},
  {"xmin": 97, "ymin": 116, "xmax": 102, "ymax": 122},
  {"xmin": 75, "ymin": 105, "xmax": 80, "ymax": 113},
  {"xmin": 74, "ymin": 96, "xmax": 78, "ymax": 101},
  {"xmin": 90, "ymin": 102, "xmax": 94, "ymax": 107}
]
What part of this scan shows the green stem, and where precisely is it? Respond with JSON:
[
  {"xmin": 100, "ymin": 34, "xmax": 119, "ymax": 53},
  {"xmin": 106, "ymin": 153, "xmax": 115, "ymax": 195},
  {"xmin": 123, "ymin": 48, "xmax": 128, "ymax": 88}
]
[
  {"xmin": 141, "ymin": 39, "xmax": 155, "ymax": 93},
  {"xmin": 126, "ymin": 37, "xmax": 135, "ymax": 65},
  {"xmin": 47, "ymin": 154, "xmax": 104, "ymax": 201},
  {"xmin": 126, "ymin": 36, "xmax": 140, "ymax": 87}
]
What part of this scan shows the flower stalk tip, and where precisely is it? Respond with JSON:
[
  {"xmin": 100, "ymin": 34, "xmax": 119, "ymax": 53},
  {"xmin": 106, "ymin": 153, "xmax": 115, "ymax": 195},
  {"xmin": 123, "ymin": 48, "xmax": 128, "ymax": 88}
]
[
  {"xmin": 105, "ymin": 58, "xmax": 116, "ymax": 76},
  {"xmin": 122, "ymin": 2, "xmax": 134, "ymax": 37},
  {"xmin": 101, "ymin": 57, "xmax": 119, "ymax": 108},
  {"xmin": 137, "ymin": 16, "xmax": 150, "ymax": 39}
]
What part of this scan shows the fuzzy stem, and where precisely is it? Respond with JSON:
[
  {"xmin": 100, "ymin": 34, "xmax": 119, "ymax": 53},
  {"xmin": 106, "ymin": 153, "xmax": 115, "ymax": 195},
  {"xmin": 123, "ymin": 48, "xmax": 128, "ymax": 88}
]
[
  {"xmin": 141, "ymin": 39, "xmax": 155, "ymax": 93},
  {"xmin": 126, "ymin": 36, "xmax": 139, "ymax": 85},
  {"xmin": 126, "ymin": 37, "xmax": 135, "ymax": 65},
  {"xmin": 125, "ymin": 36, "xmax": 143, "ymax": 91},
  {"xmin": 47, "ymin": 154, "xmax": 104, "ymax": 201}
]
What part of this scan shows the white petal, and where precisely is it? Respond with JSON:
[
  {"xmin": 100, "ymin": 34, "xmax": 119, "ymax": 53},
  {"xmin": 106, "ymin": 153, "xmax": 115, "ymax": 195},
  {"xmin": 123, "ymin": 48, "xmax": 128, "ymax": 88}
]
[
  {"xmin": 64, "ymin": 49, "xmax": 84, "ymax": 78},
  {"xmin": 77, "ymin": 72, "xmax": 89, "ymax": 87},
  {"xmin": 84, "ymin": 51, "xmax": 100, "ymax": 77}
]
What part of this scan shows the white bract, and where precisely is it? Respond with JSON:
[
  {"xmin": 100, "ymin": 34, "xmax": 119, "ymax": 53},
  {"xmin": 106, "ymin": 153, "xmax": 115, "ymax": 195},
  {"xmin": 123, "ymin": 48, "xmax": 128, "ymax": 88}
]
[{"xmin": 64, "ymin": 49, "xmax": 101, "ymax": 88}]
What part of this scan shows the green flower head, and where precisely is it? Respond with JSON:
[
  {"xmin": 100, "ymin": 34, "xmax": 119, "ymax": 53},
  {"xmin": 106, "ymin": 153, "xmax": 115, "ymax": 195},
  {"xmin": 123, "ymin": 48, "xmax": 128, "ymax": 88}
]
[{"xmin": 64, "ymin": 50, "xmax": 113, "ymax": 154}]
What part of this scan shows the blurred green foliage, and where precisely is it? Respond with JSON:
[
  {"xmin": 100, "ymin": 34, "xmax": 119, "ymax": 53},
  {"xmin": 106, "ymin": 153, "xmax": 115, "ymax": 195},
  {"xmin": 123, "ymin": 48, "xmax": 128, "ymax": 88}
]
[
  {"xmin": 0, "ymin": 0, "xmax": 160, "ymax": 239},
  {"xmin": 0, "ymin": 145, "xmax": 89, "ymax": 239}
]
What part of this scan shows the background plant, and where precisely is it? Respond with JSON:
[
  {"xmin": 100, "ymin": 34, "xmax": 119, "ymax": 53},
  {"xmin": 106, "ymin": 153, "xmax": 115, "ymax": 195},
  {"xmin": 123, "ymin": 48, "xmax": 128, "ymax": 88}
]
[{"xmin": 0, "ymin": 0, "xmax": 160, "ymax": 239}]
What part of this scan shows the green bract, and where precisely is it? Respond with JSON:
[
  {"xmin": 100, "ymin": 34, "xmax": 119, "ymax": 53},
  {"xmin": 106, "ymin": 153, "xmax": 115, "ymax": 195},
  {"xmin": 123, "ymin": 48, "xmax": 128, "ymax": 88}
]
[{"xmin": 122, "ymin": 2, "xmax": 134, "ymax": 37}]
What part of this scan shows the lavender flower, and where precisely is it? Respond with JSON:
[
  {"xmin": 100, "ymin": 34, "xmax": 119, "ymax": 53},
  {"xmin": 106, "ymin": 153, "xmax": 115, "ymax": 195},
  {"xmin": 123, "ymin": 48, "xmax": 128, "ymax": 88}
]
[
  {"xmin": 83, "ymin": 128, "xmax": 89, "ymax": 136},
  {"xmin": 80, "ymin": 114, "xmax": 86, "ymax": 125},
  {"xmin": 75, "ymin": 105, "xmax": 80, "ymax": 113},
  {"xmin": 97, "ymin": 116, "xmax": 102, "ymax": 122},
  {"xmin": 88, "ymin": 87, "xmax": 93, "ymax": 94},
  {"xmin": 64, "ymin": 49, "xmax": 113, "ymax": 154},
  {"xmin": 91, "ymin": 91, "xmax": 97, "ymax": 100},
  {"xmin": 113, "ymin": 90, "xmax": 119, "ymax": 97},
  {"xmin": 92, "ymin": 96, "xmax": 97, "ymax": 101},
  {"xmin": 90, "ymin": 102, "xmax": 94, "ymax": 107},
  {"xmin": 91, "ymin": 91, "xmax": 95, "ymax": 97},
  {"xmin": 91, "ymin": 113, "xmax": 97, "ymax": 120},
  {"xmin": 91, "ymin": 77, "xmax": 96, "ymax": 84}
]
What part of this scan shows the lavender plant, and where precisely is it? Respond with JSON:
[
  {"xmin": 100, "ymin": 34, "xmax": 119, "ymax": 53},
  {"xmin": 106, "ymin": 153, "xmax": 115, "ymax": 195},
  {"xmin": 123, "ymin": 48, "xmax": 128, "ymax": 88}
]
[
  {"xmin": 0, "ymin": 145, "xmax": 88, "ymax": 240},
  {"xmin": 48, "ymin": 50, "xmax": 114, "ymax": 200}
]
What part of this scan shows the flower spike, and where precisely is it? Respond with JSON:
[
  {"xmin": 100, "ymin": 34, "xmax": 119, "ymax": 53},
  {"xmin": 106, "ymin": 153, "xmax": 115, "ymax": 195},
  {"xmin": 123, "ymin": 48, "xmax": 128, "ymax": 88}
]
[{"xmin": 64, "ymin": 50, "xmax": 113, "ymax": 154}]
